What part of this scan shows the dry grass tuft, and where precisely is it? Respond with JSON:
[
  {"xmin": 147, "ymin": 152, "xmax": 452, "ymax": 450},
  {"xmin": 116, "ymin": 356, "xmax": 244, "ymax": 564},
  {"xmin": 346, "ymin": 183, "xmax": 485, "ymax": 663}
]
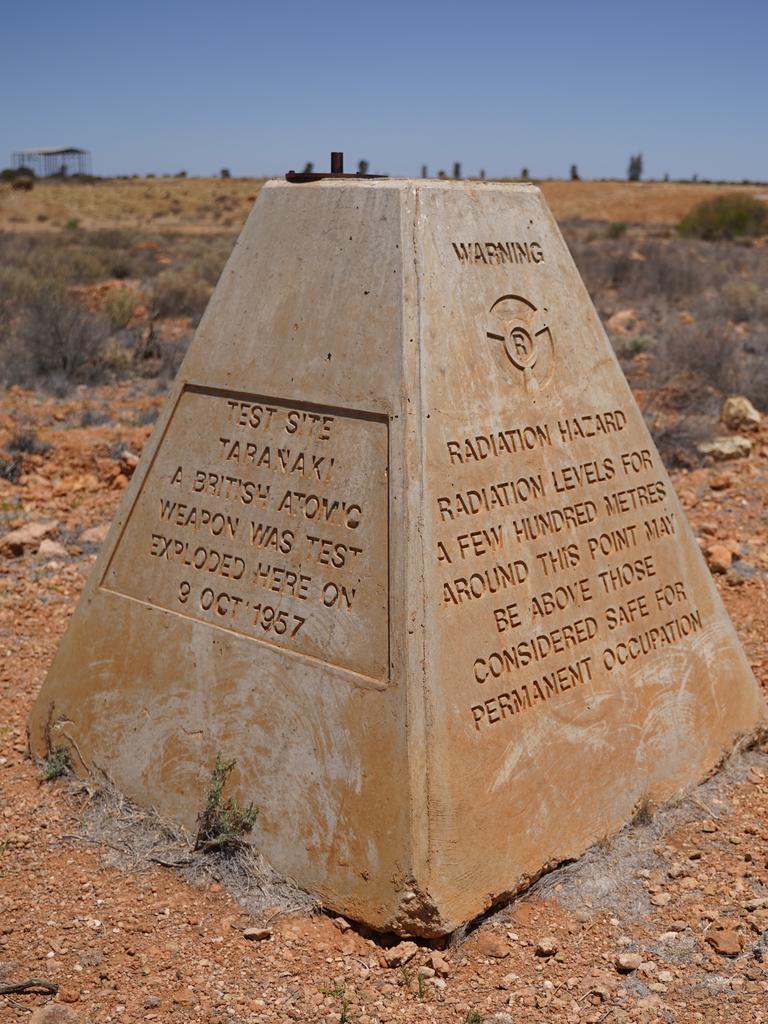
[{"xmin": 65, "ymin": 775, "xmax": 317, "ymax": 923}]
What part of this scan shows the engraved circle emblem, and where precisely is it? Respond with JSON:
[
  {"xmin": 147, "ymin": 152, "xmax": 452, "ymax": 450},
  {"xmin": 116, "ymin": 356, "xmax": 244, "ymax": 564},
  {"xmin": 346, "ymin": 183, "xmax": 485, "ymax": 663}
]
[{"xmin": 486, "ymin": 294, "xmax": 556, "ymax": 391}]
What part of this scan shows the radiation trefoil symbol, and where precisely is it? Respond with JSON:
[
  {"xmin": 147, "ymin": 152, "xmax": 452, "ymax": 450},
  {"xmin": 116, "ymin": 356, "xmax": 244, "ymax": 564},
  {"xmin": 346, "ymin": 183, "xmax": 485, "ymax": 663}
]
[{"xmin": 486, "ymin": 294, "xmax": 556, "ymax": 391}]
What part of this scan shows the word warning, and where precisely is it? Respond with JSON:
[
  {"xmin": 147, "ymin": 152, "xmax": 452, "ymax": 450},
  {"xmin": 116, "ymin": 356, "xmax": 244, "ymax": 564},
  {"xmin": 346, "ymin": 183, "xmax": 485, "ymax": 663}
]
[{"xmin": 102, "ymin": 385, "xmax": 390, "ymax": 682}]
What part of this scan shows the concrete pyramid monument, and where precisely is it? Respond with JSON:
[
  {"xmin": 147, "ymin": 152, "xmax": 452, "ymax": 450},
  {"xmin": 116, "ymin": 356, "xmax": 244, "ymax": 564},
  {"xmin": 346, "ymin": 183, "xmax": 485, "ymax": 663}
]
[{"xmin": 30, "ymin": 174, "xmax": 765, "ymax": 936}]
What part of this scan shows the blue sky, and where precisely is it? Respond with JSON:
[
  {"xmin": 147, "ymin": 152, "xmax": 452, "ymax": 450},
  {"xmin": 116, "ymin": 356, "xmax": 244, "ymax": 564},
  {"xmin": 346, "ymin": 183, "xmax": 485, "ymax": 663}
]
[{"xmin": 1, "ymin": 0, "xmax": 765, "ymax": 181}]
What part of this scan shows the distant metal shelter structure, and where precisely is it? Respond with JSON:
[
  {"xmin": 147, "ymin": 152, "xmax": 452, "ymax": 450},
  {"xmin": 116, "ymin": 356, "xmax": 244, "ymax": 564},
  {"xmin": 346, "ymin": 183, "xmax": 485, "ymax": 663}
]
[{"xmin": 11, "ymin": 147, "xmax": 92, "ymax": 177}]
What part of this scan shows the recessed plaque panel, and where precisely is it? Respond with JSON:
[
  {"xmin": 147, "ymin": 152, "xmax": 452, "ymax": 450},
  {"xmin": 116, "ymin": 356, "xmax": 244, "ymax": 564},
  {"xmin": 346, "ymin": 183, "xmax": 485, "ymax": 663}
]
[{"xmin": 102, "ymin": 385, "xmax": 389, "ymax": 683}]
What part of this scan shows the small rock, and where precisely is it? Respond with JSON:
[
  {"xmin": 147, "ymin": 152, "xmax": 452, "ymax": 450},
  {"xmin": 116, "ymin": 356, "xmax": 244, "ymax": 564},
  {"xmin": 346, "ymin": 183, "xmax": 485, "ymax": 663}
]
[
  {"xmin": 171, "ymin": 989, "xmax": 195, "ymax": 1005},
  {"xmin": 498, "ymin": 972, "xmax": 520, "ymax": 990},
  {"xmin": 0, "ymin": 519, "xmax": 58, "ymax": 556},
  {"xmin": 476, "ymin": 931, "xmax": 510, "ymax": 958},
  {"xmin": 430, "ymin": 951, "xmax": 450, "ymax": 976},
  {"xmin": 119, "ymin": 449, "xmax": 140, "ymax": 472},
  {"xmin": 708, "ymin": 472, "xmax": 733, "ymax": 491},
  {"xmin": 721, "ymin": 396, "xmax": 761, "ymax": 432},
  {"xmin": 650, "ymin": 892, "xmax": 671, "ymax": 907},
  {"xmin": 57, "ymin": 988, "xmax": 80, "ymax": 1003},
  {"xmin": 37, "ymin": 539, "xmax": 68, "ymax": 559},
  {"xmin": 30, "ymin": 1007, "xmax": 80, "ymax": 1024},
  {"xmin": 488, "ymin": 1014, "xmax": 515, "ymax": 1024},
  {"xmin": 332, "ymin": 917, "xmax": 351, "ymax": 932},
  {"xmin": 615, "ymin": 952, "xmax": 643, "ymax": 973},
  {"xmin": 697, "ymin": 436, "xmax": 753, "ymax": 462},
  {"xmin": 535, "ymin": 936, "xmax": 559, "ymax": 957},
  {"xmin": 79, "ymin": 523, "xmax": 110, "ymax": 544},
  {"xmin": 337, "ymin": 932, "xmax": 358, "ymax": 955},
  {"xmin": 706, "ymin": 544, "xmax": 733, "ymax": 575},
  {"xmin": 383, "ymin": 940, "xmax": 418, "ymax": 968},
  {"xmin": 111, "ymin": 473, "xmax": 129, "ymax": 490},
  {"xmin": 417, "ymin": 965, "xmax": 435, "ymax": 978},
  {"xmin": 705, "ymin": 929, "xmax": 742, "ymax": 957},
  {"xmin": 243, "ymin": 927, "xmax": 271, "ymax": 941},
  {"xmin": 143, "ymin": 997, "xmax": 161, "ymax": 1009}
]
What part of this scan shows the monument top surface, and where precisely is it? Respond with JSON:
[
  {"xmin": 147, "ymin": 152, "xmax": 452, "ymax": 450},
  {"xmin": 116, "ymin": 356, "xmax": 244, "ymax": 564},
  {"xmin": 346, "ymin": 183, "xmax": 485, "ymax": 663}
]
[{"xmin": 273, "ymin": 176, "xmax": 540, "ymax": 190}]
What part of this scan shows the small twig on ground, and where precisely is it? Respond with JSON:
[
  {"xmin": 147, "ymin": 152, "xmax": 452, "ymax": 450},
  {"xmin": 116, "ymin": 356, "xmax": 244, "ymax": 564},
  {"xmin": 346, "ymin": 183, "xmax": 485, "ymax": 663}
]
[
  {"xmin": 688, "ymin": 794, "xmax": 718, "ymax": 819},
  {"xmin": 148, "ymin": 856, "xmax": 192, "ymax": 868},
  {"xmin": 9, "ymin": 997, "xmax": 34, "ymax": 1012},
  {"xmin": 0, "ymin": 978, "xmax": 59, "ymax": 996},
  {"xmin": 57, "ymin": 729, "xmax": 90, "ymax": 773},
  {"xmin": 62, "ymin": 833, "xmax": 126, "ymax": 855}
]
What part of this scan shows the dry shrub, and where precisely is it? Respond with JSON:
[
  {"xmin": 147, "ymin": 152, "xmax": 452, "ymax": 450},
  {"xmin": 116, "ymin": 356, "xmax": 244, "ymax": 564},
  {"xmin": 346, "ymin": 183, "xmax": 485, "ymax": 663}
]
[
  {"xmin": 151, "ymin": 269, "xmax": 212, "ymax": 319},
  {"xmin": 654, "ymin": 315, "xmax": 740, "ymax": 393},
  {"xmin": 629, "ymin": 243, "xmax": 725, "ymax": 302},
  {"xmin": 156, "ymin": 335, "xmax": 190, "ymax": 381},
  {"xmin": 0, "ymin": 265, "xmax": 39, "ymax": 304},
  {"xmin": 569, "ymin": 233, "xmax": 724, "ymax": 303},
  {"xmin": 103, "ymin": 287, "xmax": 137, "ymax": 329},
  {"xmin": 720, "ymin": 279, "xmax": 768, "ymax": 323},
  {"xmin": 562, "ymin": 216, "xmax": 768, "ymax": 461},
  {"xmin": 2, "ymin": 286, "xmax": 111, "ymax": 387},
  {"xmin": 7, "ymin": 429, "xmax": 50, "ymax": 454}
]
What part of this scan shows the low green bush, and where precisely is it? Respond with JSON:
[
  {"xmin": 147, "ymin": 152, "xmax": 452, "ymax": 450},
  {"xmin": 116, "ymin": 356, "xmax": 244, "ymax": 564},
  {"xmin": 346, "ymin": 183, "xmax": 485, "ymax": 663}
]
[
  {"xmin": 194, "ymin": 754, "xmax": 257, "ymax": 855},
  {"xmin": 678, "ymin": 194, "xmax": 768, "ymax": 240},
  {"xmin": 607, "ymin": 221, "xmax": 628, "ymax": 238}
]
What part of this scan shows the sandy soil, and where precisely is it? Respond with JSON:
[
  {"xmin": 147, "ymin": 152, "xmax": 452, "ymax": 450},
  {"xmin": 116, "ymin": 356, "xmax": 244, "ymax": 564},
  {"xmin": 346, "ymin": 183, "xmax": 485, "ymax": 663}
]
[{"xmin": 1, "ymin": 381, "xmax": 768, "ymax": 1023}]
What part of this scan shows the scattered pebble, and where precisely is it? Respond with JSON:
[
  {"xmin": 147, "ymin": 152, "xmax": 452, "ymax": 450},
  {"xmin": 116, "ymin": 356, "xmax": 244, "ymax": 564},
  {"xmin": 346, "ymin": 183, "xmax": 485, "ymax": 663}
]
[
  {"xmin": 430, "ymin": 951, "xmax": 451, "ymax": 976},
  {"xmin": 615, "ymin": 952, "xmax": 643, "ymax": 972},
  {"xmin": 535, "ymin": 935, "xmax": 559, "ymax": 957},
  {"xmin": 475, "ymin": 931, "xmax": 510, "ymax": 959},
  {"xmin": 706, "ymin": 929, "xmax": 743, "ymax": 957},
  {"xmin": 383, "ymin": 940, "xmax": 418, "ymax": 967}
]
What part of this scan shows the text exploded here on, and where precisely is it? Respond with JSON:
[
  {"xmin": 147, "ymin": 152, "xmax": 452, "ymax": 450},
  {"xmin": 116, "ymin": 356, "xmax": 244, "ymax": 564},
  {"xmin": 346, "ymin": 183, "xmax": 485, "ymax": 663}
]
[{"xmin": 102, "ymin": 386, "xmax": 390, "ymax": 683}]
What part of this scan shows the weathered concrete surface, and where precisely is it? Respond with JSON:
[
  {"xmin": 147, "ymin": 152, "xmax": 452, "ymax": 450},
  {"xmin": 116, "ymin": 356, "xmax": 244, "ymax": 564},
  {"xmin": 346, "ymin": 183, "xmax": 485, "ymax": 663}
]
[{"xmin": 29, "ymin": 180, "xmax": 766, "ymax": 936}]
